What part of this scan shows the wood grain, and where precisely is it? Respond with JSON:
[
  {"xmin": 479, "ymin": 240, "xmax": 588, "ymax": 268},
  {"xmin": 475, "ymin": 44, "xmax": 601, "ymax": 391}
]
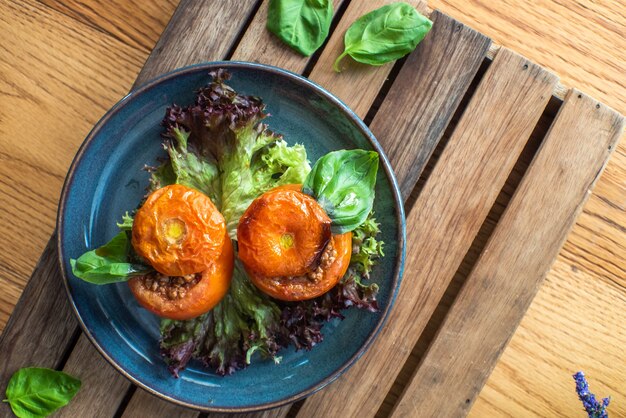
[
  {"xmin": 56, "ymin": 335, "xmax": 132, "ymax": 417},
  {"xmin": 39, "ymin": 0, "xmax": 179, "ymax": 52},
  {"xmin": 308, "ymin": 0, "xmax": 428, "ymax": 118},
  {"xmin": 470, "ymin": 255, "xmax": 626, "ymax": 417},
  {"xmin": 208, "ymin": 410, "xmax": 292, "ymax": 418},
  {"xmin": 0, "ymin": 0, "xmax": 146, "ymax": 332},
  {"xmin": 428, "ymin": 0, "xmax": 626, "ymax": 116},
  {"xmin": 390, "ymin": 89, "xmax": 624, "ymax": 417},
  {"xmin": 472, "ymin": 148, "xmax": 626, "ymax": 417},
  {"xmin": 231, "ymin": 0, "xmax": 344, "ymax": 73},
  {"xmin": 296, "ymin": 48, "xmax": 557, "ymax": 417},
  {"xmin": 122, "ymin": 389, "xmax": 199, "ymax": 418}
]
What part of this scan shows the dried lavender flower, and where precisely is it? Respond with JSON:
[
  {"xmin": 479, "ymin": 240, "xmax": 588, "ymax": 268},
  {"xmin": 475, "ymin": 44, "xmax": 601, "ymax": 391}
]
[{"xmin": 573, "ymin": 371, "xmax": 610, "ymax": 418}]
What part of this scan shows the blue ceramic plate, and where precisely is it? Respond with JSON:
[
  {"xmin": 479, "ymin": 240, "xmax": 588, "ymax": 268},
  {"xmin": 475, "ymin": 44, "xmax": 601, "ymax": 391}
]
[{"xmin": 57, "ymin": 62, "xmax": 406, "ymax": 412}]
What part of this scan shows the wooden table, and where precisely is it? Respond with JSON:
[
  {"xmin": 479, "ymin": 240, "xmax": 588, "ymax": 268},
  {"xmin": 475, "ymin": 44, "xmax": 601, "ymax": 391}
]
[{"xmin": 1, "ymin": 0, "xmax": 624, "ymax": 416}]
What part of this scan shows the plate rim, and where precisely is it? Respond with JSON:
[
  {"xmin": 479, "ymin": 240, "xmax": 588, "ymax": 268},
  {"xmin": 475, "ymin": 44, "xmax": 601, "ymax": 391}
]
[{"xmin": 56, "ymin": 61, "xmax": 406, "ymax": 413}]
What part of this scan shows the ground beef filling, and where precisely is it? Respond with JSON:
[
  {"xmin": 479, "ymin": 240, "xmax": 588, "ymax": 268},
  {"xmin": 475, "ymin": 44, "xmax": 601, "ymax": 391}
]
[
  {"xmin": 280, "ymin": 239, "xmax": 337, "ymax": 283},
  {"xmin": 141, "ymin": 272, "xmax": 201, "ymax": 300}
]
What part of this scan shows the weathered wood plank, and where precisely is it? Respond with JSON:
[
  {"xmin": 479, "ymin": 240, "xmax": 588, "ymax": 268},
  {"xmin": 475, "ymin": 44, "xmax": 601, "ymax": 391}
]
[
  {"xmin": 136, "ymin": 0, "xmax": 258, "ymax": 86},
  {"xmin": 0, "ymin": 237, "xmax": 78, "ymax": 417},
  {"xmin": 390, "ymin": 89, "xmax": 625, "ymax": 418},
  {"xmin": 231, "ymin": 0, "xmax": 344, "ymax": 73},
  {"xmin": 122, "ymin": 389, "xmax": 199, "ymax": 418},
  {"xmin": 296, "ymin": 48, "xmax": 558, "ymax": 418},
  {"xmin": 57, "ymin": 335, "xmax": 132, "ymax": 417},
  {"xmin": 308, "ymin": 0, "xmax": 428, "ymax": 118}
]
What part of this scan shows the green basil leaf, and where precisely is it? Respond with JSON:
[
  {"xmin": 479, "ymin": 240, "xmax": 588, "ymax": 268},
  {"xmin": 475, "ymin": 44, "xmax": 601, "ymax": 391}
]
[
  {"xmin": 334, "ymin": 2, "xmax": 432, "ymax": 72},
  {"xmin": 4, "ymin": 368, "xmax": 81, "ymax": 417},
  {"xmin": 303, "ymin": 149, "xmax": 378, "ymax": 234},
  {"xmin": 70, "ymin": 232, "xmax": 151, "ymax": 284},
  {"xmin": 267, "ymin": 0, "xmax": 333, "ymax": 56}
]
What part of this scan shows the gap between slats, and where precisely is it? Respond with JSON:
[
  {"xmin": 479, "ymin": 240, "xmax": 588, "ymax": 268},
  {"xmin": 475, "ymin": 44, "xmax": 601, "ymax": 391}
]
[{"xmin": 223, "ymin": 0, "xmax": 265, "ymax": 61}]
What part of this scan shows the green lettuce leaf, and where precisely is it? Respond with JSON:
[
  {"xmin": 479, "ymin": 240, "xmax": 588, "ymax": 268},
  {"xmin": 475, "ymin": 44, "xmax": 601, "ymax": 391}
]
[{"xmin": 116, "ymin": 212, "xmax": 134, "ymax": 231}]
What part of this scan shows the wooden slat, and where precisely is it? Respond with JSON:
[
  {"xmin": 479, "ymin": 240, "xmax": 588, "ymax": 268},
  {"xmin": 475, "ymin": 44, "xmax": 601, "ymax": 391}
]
[
  {"xmin": 390, "ymin": 89, "xmax": 625, "ymax": 418},
  {"xmin": 135, "ymin": 0, "xmax": 258, "ymax": 86},
  {"xmin": 231, "ymin": 0, "xmax": 344, "ymax": 72},
  {"xmin": 57, "ymin": 335, "xmax": 132, "ymax": 417},
  {"xmin": 308, "ymin": 0, "xmax": 428, "ymax": 118},
  {"xmin": 296, "ymin": 48, "xmax": 558, "ymax": 417},
  {"xmin": 0, "ymin": 237, "xmax": 78, "ymax": 417},
  {"xmin": 122, "ymin": 389, "xmax": 199, "ymax": 418}
]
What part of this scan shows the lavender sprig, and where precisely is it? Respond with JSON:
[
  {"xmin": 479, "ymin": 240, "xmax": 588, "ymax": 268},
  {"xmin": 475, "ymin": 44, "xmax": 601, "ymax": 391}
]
[{"xmin": 573, "ymin": 371, "xmax": 610, "ymax": 418}]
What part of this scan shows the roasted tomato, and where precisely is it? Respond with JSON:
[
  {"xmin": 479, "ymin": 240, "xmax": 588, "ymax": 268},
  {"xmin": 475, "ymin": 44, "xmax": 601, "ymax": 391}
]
[
  {"xmin": 237, "ymin": 184, "xmax": 332, "ymax": 278},
  {"xmin": 132, "ymin": 184, "xmax": 226, "ymax": 276},
  {"xmin": 237, "ymin": 184, "xmax": 352, "ymax": 301},
  {"xmin": 128, "ymin": 234, "xmax": 234, "ymax": 320},
  {"xmin": 246, "ymin": 232, "xmax": 352, "ymax": 301}
]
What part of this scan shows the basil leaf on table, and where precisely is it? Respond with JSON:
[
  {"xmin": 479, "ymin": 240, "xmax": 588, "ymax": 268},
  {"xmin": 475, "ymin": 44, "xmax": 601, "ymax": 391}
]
[
  {"xmin": 3, "ymin": 368, "xmax": 81, "ymax": 418},
  {"xmin": 70, "ymin": 232, "xmax": 151, "ymax": 284},
  {"xmin": 333, "ymin": 2, "xmax": 433, "ymax": 72},
  {"xmin": 303, "ymin": 149, "xmax": 379, "ymax": 234},
  {"xmin": 267, "ymin": 0, "xmax": 333, "ymax": 56}
]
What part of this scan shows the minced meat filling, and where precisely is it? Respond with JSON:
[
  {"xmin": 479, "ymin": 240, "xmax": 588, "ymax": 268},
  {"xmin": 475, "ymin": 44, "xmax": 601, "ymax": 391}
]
[
  {"xmin": 281, "ymin": 239, "xmax": 337, "ymax": 283},
  {"xmin": 142, "ymin": 272, "xmax": 201, "ymax": 300}
]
